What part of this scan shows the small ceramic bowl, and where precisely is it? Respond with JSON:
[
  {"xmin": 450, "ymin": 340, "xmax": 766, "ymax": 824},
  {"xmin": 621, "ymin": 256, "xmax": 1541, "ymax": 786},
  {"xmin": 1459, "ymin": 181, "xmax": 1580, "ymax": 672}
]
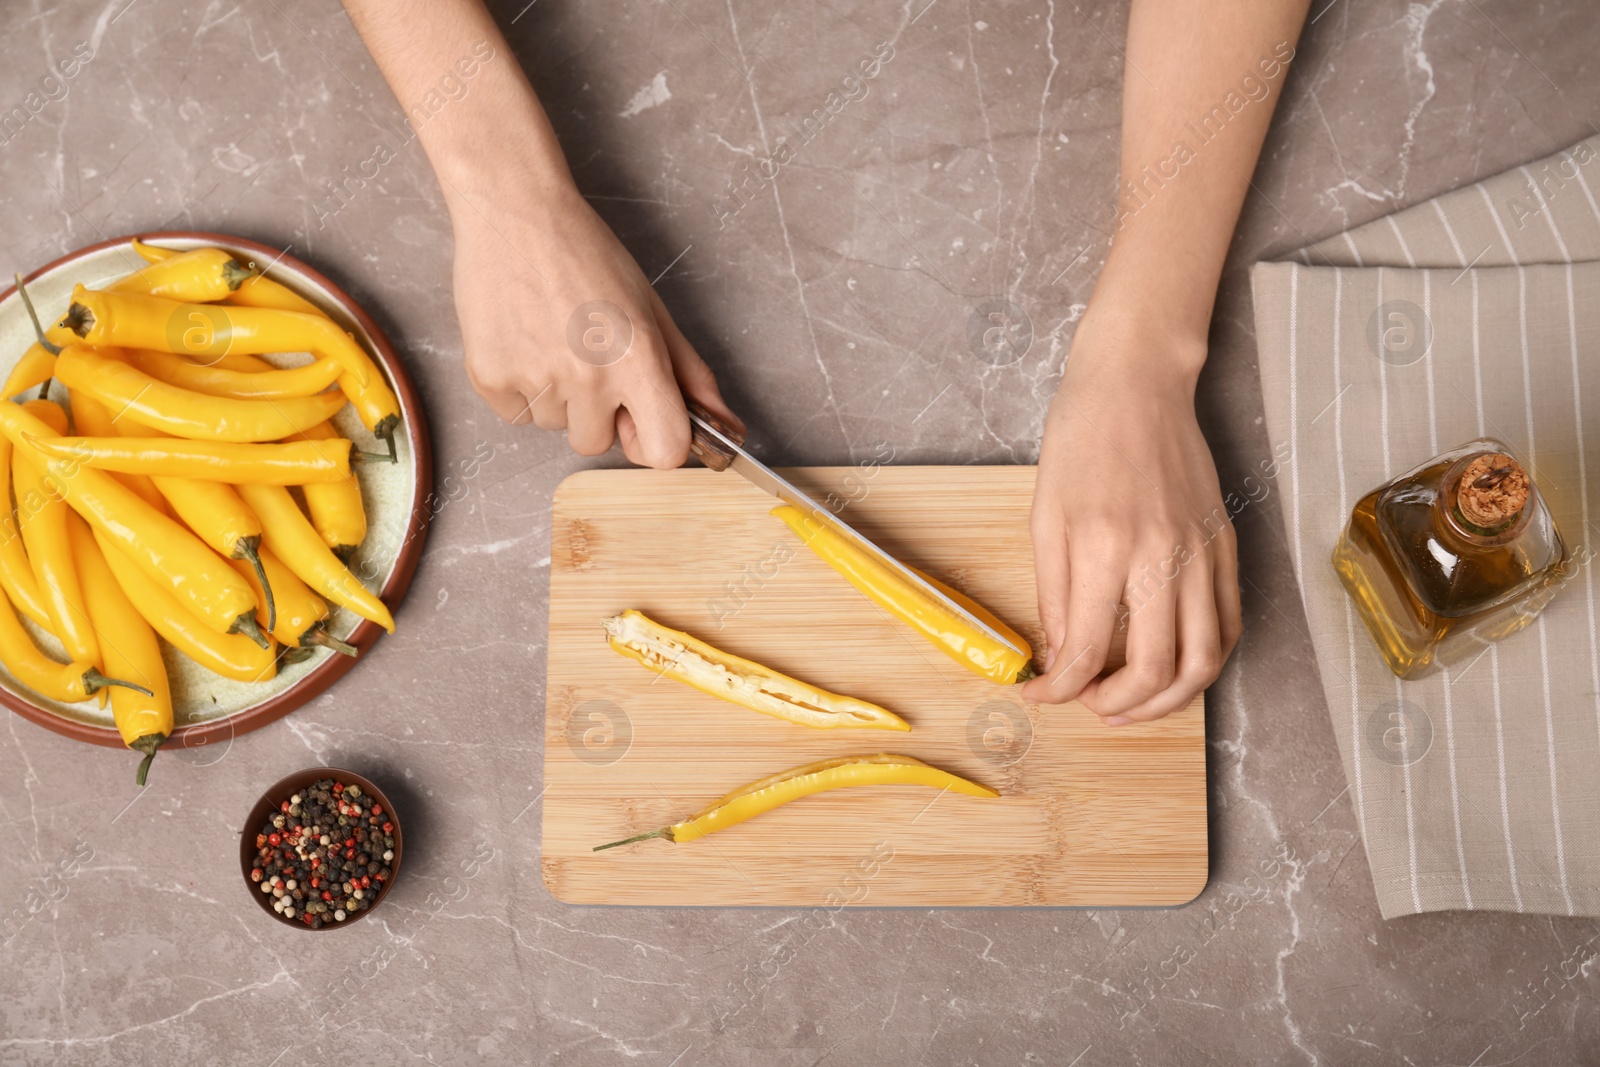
[{"xmin": 240, "ymin": 767, "xmax": 403, "ymax": 930}]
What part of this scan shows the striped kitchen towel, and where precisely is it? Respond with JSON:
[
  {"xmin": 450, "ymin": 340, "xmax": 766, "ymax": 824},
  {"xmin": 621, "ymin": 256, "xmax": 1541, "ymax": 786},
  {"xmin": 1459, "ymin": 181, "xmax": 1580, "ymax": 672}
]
[{"xmin": 1251, "ymin": 134, "xmax": 1600, "ymax": 918}]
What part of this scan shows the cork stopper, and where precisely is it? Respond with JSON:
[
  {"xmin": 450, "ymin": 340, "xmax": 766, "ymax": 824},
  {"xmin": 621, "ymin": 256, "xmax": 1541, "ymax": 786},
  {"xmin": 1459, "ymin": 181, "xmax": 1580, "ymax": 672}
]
[{"xmin": 1457, "ymin": 453, "xmax": 1529, "ymax": 528}]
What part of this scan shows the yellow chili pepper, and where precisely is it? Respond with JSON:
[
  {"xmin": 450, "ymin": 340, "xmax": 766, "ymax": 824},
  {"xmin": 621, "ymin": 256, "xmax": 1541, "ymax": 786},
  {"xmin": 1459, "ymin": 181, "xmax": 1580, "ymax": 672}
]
[
  {"xmin": 771, "ymin": 505, "xmax": 1037, "ymax": 685},
  {"xmin": 68, "ymin": 391, "xmax": 170, "ymax": 514},
  {"xmin": 13, "ymin": 400, "xmax": 98, "ymax": 667},
  {"xmin": 603, "ymin": 609, "xmax": 909, "ymax": 732},
  {"xmin": 234, "ymin": 482, "xmax": 394, "ymax": 633},
  {"xmin": 3, "ymin": 343, "xmax": 55, "ymax": 401},
  {"xmin": 53, "ymin": 344, "xmax": 345, "ymax": 442},
  {"xmin": 123, "ymin": 245, "xmax": 403, "ymax": 460},
  {"xmin": 131, "ymin": 240, "xmax": 323, "ymax": 315},
  {"xmin": 95, "ymin": 529, "xmax": 277, "ymax": 684},
  {"xmin": 337, "ymin": 361, "xmax": 402, "ymax": 463},
  {"xmin": 107, "ymin": 247, "xmax": 253, "ymax": 302},
  {"xmin": 89, "ymin": 417, "xmax": 277, "ymax": 631},
  {"xmin": 229, "ymin": 548, "xmax": 356, "ymax": 657},
  {"xmin": 0, "ymin": 402, "xmax": 266, "ymax": 643},
  {"xmin": 191, "ymin": 349, "xmax": 373, "ymax": 546},
  {"xmin": 59, "ymin": 285, "xmax": 370, "ymax": 387},
  {"xmin": 292, "ymin": 422, "xmax": 367, "ymax": 556},
  {"xmin": 25, "ymin": 435, "xmax": 360, "ymax": 485},
  {"xmin": 0, "ymin": 431, "xmax": 52, "ymax": 631},
  {"xmin": 0, "ymin": 577, "xmax": 152, "ymax": 704},
  {"xmin": 594, "ymin": 755, "xmax": 998, "ymax": 850},
  {"xmin": 156, "ymin": 478, "xmax": 276, "ymax": 632},
  {"xmin": 70, "ymin": 516, "xmax": 172, "ymax": 786},
  {"xmin": 151, "ymin": 350, "xmax": 376, "ymax": 546},
  {"xmin": 127, "ymin": 346, "xmax": 345, "ymax": 399}
]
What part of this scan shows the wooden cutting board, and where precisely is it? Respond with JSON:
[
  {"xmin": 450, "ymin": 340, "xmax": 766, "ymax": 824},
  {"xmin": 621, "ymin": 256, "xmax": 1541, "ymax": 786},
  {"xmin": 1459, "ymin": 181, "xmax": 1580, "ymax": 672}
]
[{"xmin": 541, "ymin": 466, "xmax": 1207, "ymax": 906}]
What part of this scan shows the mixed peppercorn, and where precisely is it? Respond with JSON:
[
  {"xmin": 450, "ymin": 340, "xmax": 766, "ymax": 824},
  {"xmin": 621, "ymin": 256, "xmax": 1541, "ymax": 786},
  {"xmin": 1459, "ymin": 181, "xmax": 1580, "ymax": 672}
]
[{"xmin": 250, "ymin": 778, "xmax": 395, "ymax": 928}]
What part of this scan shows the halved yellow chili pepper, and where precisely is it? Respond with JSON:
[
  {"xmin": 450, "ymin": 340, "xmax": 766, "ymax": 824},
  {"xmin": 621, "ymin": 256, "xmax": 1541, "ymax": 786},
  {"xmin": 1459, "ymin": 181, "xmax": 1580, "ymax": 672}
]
[
  {"xmin": 59, "ymin": 285, "xmax": 370, "ymax": 387},
  {"xmin": 95, "ymin": 529, "xmax": 277, "ymax": 684},
  {"xmin": 228, "ymin": 548, "xmax": 355, "ymax": 657},
  {"xmin": 52, "ymin": 344, "xmax": 345, "ymax": 442},
  {"xmin": 107, "ymin": 247, "xmax": 253, "ymax": 302},
  {"xmin": 0, "ymin": 402, "xmax": 266, "ymax": 643},
  {"xmin": 0, "ymin": 576, "xmax": 151, "ymax": 704},
  {"xmin": 25, "ymin": 435, "xmax": 360, "ymax": 485},
  {"xmin": 234, "ymin": 482, "xmax": 394, "ymax": 633},
  {"xmin": 68, "ymin": 391, "xmax": 169, "ymax": 514},
  {"xmin": 771, "ymin": 505, "xmax": 1037, "ymax": 685},
  {"xmin": 603, "ymin": 609, "xmax": 909, "ymax": 732},
  {"xmin": 593, "ymin": 755, "xmax": 998, "ymax": 850},
  {"xmin": 70, "ymin": 517, "xmax": 172, "ymax": 786},
  {"xmin": 0, "ymin": 431, "xmax": 52, "ymax": 631},
  {"xmin": 292, "ymin": 422, "xmax": 367, "ymax": 556},
  {"xmin": 127, "ymin": 347, "xmax": 344, "ymax": 399},
  {"xmin": 13, "ymin": 401, "xmax": 98, "ymax": 667}
]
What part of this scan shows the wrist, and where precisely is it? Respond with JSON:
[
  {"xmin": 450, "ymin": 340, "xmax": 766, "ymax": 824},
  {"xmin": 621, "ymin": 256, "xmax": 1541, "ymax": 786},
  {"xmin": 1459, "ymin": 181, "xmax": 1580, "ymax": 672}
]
[
  {"xmin": 1066, "ymin": 282, "xmax": 1210, "ymax": 394},
  {"xmin": 416, "ymin": 71, "xmax": 577, "ymax": 217}
]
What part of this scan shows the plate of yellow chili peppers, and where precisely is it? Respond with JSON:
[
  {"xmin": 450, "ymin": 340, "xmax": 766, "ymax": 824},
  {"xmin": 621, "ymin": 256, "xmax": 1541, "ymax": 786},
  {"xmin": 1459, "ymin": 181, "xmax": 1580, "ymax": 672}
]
[{"xmin": 0, "ymin": 232, "xmax": 432, "ymax": 784}]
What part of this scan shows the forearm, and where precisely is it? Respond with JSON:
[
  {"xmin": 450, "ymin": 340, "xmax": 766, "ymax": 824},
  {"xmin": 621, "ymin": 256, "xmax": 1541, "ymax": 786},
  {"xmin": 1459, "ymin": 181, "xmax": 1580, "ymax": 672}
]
[
  {"xmin": 1092, "ymin": 0, "xmax": 1310, "ymax": 378},
  {"xmin": 339, "ymin": 0, "xmax": 574, "ymax": 210}
]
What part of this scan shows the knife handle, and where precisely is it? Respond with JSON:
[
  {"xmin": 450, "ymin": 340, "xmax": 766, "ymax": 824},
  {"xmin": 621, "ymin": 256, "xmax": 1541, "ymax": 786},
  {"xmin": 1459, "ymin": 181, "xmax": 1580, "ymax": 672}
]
[{"xmin": 686, "ymin": 400, "xmax": 745, "ymax": 472}]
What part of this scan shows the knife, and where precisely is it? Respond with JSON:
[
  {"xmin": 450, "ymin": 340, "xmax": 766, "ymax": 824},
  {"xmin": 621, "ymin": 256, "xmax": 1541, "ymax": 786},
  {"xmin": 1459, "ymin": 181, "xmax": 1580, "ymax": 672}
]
[{"xmin": 686, "ymin": 401, "xmax": 1026, "ymax": 656}]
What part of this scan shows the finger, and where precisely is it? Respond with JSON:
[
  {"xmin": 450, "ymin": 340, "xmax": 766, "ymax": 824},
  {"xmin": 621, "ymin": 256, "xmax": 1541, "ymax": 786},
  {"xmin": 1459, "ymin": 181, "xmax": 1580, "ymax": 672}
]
[
  {"xmin": 1080, "ymin": 556, "xmax": 1178, "ymax": 716},
  {"xmin": 529, "ymin": 388, "xmax": 567, "ymax": 432},
  {"xmin": 481, "ymin": 389, "xmax": 536, "ymax": 426},
  {"xmin": 1107, "ymin": 555, "xmax": 1225, "ymax": 724},
  {"xmin": 566, "ymin": 398, "xmax": 618, "ymax": 456},
  {"xmin": 649, "ymin": 290, "xmax": 744, "ymax": 435},
  {"xmin": 1025, "ymin": 545, "xmax": 1121, "ymax": 706},
  {"xmin": 1212, "ymin": 523, "xmax": 1243, "ymax": 659},
  {"xmin": 615, "ymin": 406, "xmax": 649, "ymax": 466},
  {"xmin": 1020, "ymin": 513, "xmax": 1069, "ymax": 706}
]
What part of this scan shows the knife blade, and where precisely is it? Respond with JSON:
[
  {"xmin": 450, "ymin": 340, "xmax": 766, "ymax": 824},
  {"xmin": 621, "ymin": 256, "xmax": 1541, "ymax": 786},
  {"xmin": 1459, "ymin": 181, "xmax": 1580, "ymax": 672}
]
[{"xmin": 687, "ymin": 407, "xmax": 1026, "ymax": 656}]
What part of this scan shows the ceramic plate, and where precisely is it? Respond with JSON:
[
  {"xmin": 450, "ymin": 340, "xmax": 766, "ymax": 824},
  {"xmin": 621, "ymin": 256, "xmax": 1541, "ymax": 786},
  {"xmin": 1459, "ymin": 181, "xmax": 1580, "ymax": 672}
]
[{"xmin": 0, "ymin": 232, "xmax": 432, "ymax": 749}]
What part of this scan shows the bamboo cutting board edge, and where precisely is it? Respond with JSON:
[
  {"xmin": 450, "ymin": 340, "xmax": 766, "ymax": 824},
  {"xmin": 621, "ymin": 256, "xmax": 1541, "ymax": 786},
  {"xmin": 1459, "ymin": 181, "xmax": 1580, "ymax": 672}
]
[{"xmin": 542, "ymin": 466, "xmax": 1208, "ymax": 907}]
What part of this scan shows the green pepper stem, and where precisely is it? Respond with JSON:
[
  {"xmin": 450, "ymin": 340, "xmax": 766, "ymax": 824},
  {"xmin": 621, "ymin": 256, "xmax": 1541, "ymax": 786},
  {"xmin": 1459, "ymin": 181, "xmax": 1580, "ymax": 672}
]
[
  {"xmin": 592, "ymin": 828, "xmax": 672, "ymax": 852},
  {"xmin": 129, "ymin": 732, "xmax": 166, "ymax": 788},
  {"xmin": 82, "ymin": 668, "xmax": 154, "ymax": 698},
  {"xmin": 375, "ymin": 415, "xmax": 400, "ymax": 464},
  {"xmin": 1014, "ymin": 661, "xmax": 1038, "ymax": 684},
  {"xmin": 61, "ymin": 302, "xmax": 93, "ymax": 339},
  {"xmin": 221, "ymin": 258, "xmax": 256, "ymax": 291},
  {"xmin": 303, "ymin": 624, "xmax": 358, "ymax": 658},
  {"xmin": 232, "ymin": 611, "xmax": 270, "ymax": 650},
  {"xmin": 13, "ymin": 274, "xmax": 60, "ymax": 355},
  {"xmin": 351, "ymin": 449, "xmax": 390, "ymax": 464},
  {"xmin": 237, "ymin": 539, "xmax": 275, "ymax": 634}
]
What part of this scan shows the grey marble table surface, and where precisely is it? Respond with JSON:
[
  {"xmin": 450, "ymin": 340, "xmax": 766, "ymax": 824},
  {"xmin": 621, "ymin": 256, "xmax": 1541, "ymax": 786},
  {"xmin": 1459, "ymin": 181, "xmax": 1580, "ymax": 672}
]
[{"xmin": 1, "ymin": 1, "xmax": 1597, "ymax": 1064}]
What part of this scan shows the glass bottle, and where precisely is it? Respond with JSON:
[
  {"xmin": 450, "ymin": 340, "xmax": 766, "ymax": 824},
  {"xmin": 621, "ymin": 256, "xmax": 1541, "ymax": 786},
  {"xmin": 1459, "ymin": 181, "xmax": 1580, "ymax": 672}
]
[{"xmin": 1332, "ymin": 439, "xmax": 1570, "ymax": 679}]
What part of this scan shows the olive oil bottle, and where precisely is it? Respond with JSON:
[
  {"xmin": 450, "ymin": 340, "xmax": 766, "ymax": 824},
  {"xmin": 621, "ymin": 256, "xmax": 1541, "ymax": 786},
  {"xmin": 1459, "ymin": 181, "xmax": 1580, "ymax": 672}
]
[{"xmin": 1332, "ymin": 439, "xmax": 1569, "ymax": 679}]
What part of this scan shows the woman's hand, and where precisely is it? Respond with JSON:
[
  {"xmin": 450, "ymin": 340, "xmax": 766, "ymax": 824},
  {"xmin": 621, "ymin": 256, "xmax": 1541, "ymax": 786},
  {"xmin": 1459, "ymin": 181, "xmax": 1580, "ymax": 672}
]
[
  {"xmin": 447, "ymin": 172, "xmax": 741, "ymax": 467},
  {"xmin": 1020, "ymin": 306, "xmax": 1241, "ymax": 724}
]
